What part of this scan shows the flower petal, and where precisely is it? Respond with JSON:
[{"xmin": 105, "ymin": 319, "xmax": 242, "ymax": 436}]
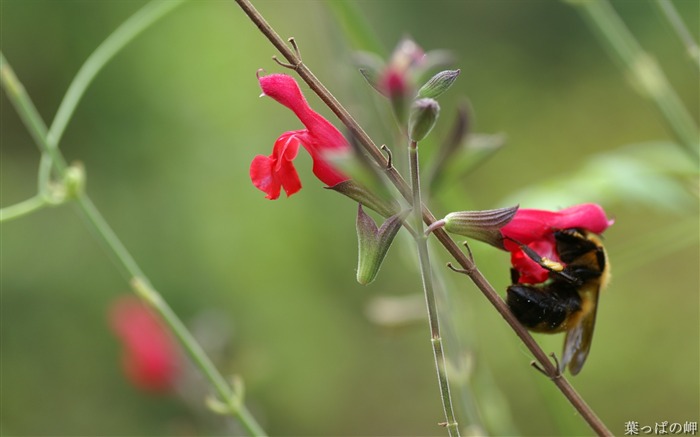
[
  {"xmin": 259, "ymin": 73, "xmax": 315, "ymax": 128},
  {"xmin": 250, "ymin": 132, "xmax": 304, "ymax": 199},
  {"xmin": 550, "ymin": 203, "xmax": 614, "ymax": 234},
  {"xmin": 250, "ymin": 154, "xmax": 282, "ymax": 200},
  {"xmin": 109, "ymin": 296, "xmax": 178, "ymax": 392},
  {"xmin": 509, "ymin": 237, "xmax": 559, "ymax": 284},
  {"xmin": 259, "ymin": 73, "xmax": 348, "ymax": 152},
  {"xmin": 310, "ymin": 151, "xmax": 348, "ymax": 187},
  {"xmin": 501, "ymin": 203, "xmax": 613, "ymax": 243}
]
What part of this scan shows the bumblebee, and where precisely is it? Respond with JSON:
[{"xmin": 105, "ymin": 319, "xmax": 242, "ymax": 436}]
[{"xmin": 506, "ymin": 228, "xmax": 609, "ymax": 375}]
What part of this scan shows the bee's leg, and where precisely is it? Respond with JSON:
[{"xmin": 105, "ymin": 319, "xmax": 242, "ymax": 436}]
[
  {"xmin": 505, "ymin": 237, "xmax": 579, "ymax": 284},
  {"xmin": 530, "ymin": 353, "xmax": 562, "ymax": 379}
]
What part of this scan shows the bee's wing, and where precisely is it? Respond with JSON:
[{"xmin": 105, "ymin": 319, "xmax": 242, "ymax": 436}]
[{"xmin": 560, "ymin": 287, "xmax": 600, "ymax": 375}]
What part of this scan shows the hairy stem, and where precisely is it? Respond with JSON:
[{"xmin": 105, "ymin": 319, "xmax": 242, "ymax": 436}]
[
  {"xmin": 234, "ymin": 1, "xmax": 612, "ymax": 435},
  {"xmin": 409, "ymin": 140, "xmax": 460, "ymax": 435}
]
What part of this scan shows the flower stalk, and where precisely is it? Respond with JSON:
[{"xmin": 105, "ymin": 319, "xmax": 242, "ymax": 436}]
[
  {"xmin": 234, "ymin": 1, "xmax": 612, "ymax": 435},
  {"xmin": 409, "ymin": 139, "xmax": 460, "ymax": 435},
  {"xmin": 1, "ymin": 6, "xmax": 267, "ymax": 433}
]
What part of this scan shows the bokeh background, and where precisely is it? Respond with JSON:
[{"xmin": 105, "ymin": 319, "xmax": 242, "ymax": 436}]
[{"xmin": 2, "ymin": 1, "xmax": 698, "ymax": 436}]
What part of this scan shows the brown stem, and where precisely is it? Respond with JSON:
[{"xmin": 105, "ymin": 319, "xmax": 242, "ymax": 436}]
[{"xmin": 233, "ymin": 1, "xmax": 612, "ymax": 435}]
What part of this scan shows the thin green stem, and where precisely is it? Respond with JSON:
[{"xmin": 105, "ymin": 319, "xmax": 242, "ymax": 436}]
[
  {"xmin": 47, "ymin": 0, "xmax": 187, "ymax": 149},
  {"xmin": 0, "ymin": 194, "xmax": 48, "ymax": 222},
  {"xmin": 654, "ymin": 0, "xmax": 700, "ymax": 70},
  {"xmin": 569, "ymin": 0, "xmax": 699, "ymax": 162},
  {"xmin": 0, "ymin": 53, "xmax": 67, "ymax": 174},
  {"xmin": 409, "ymin": 140, "xmax": 460, "ymax": 435},
  {"xmin": 40, "ymin": 0, "xmax": 188, "ymax": 188},
  {"xmin": 2, "ymin": 32, "xmax": 266, "ymax": 437},
  {"xmin": 37, "ymin": 154, "xmax": 53, "ymax": 196},
  {"xmin": 234, "ymin": 1, "xmax": 612, "ymax": 435},
  {"xmin": 131, "ymin": 278, "xmax": 267, "ymax": 437}
]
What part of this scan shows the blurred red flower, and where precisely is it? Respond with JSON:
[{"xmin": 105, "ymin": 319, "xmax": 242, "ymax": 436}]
[
  {"xmin": 500, "ymin": 203, "xmax": 613, "ymax": 284},
  {"xmin": 109, "ymin": 296, "xmax": 179, "ymax": 393},
  {"xmin": 250, "ymin": 73, "xmax": 349, "ymax": 199},
  {"xmin": 377, "ymin": 38, "xmax": 425, "ymax": 99}
]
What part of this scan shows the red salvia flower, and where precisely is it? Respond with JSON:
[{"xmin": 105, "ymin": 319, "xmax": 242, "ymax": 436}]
[
  {"xmin": 500, "ymin": 203, "xmax": 613, "ymax": 284},
  {"xmin": 376, "ymin": 38, "xmax": 425, "ymax": 99},
  {"xmin": 250, "ymin": 73, "xmax": 349, "ymax": 199},
  {"xmin": 109, "ymin": 296, "xmax": 179, "ymax": 393}
]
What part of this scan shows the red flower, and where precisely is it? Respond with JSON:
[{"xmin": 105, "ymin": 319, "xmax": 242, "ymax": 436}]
[
  {"xmin": 250, "ymin": 73, "xmax": 349, "ymax": 199},
  {"xmin": 108, "ymin": 296, "xmax": 179, "ymax": 393},
  {"xmin": 500, "ymin": 203, "xmax": 613, "ymax": 284},
  {"xmin": 377, "ymin": 38, "xmax": 425, "ymax": 98}
]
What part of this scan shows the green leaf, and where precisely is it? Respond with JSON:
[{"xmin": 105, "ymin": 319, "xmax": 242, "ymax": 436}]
[{"xmin": 499, "ymin": 142, "xmax": 698, "ymax": 212}]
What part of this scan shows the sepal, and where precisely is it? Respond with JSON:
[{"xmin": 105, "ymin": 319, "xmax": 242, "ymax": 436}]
[
  {"xmin": 417, "ymin": 69, "xmax": 460, "ymax": 99},
  {"xmin": 442, "ymin": 205, "xmax": 519, "ymax": 249},
  {"xmin": 356, "ymin": 205, "xmax": 408, "ymax": 285},
  {"xmin": 327, "ymin": 180, "xmax": 400, "ymax": 218}
]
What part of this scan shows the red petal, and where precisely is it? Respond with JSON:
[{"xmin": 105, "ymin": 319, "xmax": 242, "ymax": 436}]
[
  {"xmin": 250, "ymin": 155, "xmax": 281, "ymax": 200},
  {"xmin": 109, "ymin": 296, "xmax": 178, "ymax": 392},
  {"xmin": 501, "ymin": 203, "xmax": 612, "ymax": 243},
  {"xmin": 550, "ymin": 203, "xmax": 613, "ymax": 234},
  {"xmin": 251, "ymin": 132, "xmax": 305, "ymax": 199},
  {"xmin": 259, "ymin": 74, "xmax": 349, "ymax": 152},
  {"xmin": 310, "ymin": 151, "xmax": 349, "ymax": 187},
  {"xmin": 259, "ymin": 74, "xmax": 313, "ymax": 125},
  {"xmin": 508, "ymin": 238, "xmax": 559, "ymax": 284}
]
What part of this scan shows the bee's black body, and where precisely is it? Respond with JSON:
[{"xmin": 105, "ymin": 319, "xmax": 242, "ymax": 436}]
[{"xmin": 506, "ymin": 228, "xmax": 608, "ymax": 374}]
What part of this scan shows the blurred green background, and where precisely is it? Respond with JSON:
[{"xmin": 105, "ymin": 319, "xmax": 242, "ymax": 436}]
[{"xmin": 2, "ymin": 1, "xmax": 698, "ymax": 436}]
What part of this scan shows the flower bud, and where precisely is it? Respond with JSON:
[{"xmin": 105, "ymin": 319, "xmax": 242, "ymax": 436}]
[
  {"xmin": 408, "ymin": 98, "xmax": 440, "ymax": 142},
  {"xmin": 417, "ymin": 69, "xmax": 460, "ymax": 99},
  {"xmin": 442, "ymin": 205, "xmax": 519, "ymax": 249},
  {"xmin": 63, "ymin": 162, "xmax": 86, "ymax": 200},
  {"xmin": 356, "ymin": 205, "xmax": 408, "ymax": 285}
]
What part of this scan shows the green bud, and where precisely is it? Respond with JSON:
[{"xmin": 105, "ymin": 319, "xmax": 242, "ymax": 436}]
[
  {"xmin": 63, "ymin": 162, "xmax": 86, "ymax": 200},
  {"xmin": 442, "ymin": 205, "xmax": 519, "ymax": 249},
  {"xmin": 356, "ymin": 205, "xmax": 408, "ymax": 285},
  {"xmin": 408, "ymin": 98, "xmax": 440, "ymax": 142},
  {"xmin": 417, "ymin": 69, "xmax": 460, "ymax": 99}
]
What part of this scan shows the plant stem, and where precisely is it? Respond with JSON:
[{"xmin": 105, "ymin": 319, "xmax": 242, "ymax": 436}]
[
  {"xmin": 2, "ymin": 39, "xmax": 267, "ymax": 437},
  {"xmin": 569, "ymin": 0, "xmax": 699, "ymax": 162},
  {"xmin": 234, "ymin": 1, "xmax": 612, "ymax": 435},
  {"xmin": 48, "ymin": 0, "xmax": 187, "ymax": 149},
  {"xmin": 0, "ymin": 194, "xmax": 48, "ymax": 222},
  {"xmin": 654, "ymin": 0, "xmax": 700, "ymax": 70},
  {"xmin": 409, "ymin": 140, "xmax": 460, "ymax": 435},
  {"xmin": 41, "ymin": 0, "xmax": 188, "ymax": 188}
]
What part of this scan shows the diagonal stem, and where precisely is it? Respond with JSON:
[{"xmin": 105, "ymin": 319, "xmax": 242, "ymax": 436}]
[
  {"xmin": 654, "ymin": 0, "xmax": 700, "ymax": 70},
  {"xmin": 569, "ymin": 0, "xmax": 699, "ymax": 162},
  {"xmin": 233, "ymin": 1, "xmax": 612, "ymax": 435}
]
